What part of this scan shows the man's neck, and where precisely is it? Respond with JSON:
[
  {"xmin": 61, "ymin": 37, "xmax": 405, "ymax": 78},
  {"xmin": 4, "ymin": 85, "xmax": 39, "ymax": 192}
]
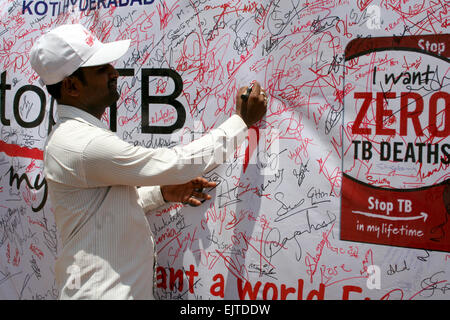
[{"xmin": 58, "ymin": 99, "xmax": 106, "ymax": 120}]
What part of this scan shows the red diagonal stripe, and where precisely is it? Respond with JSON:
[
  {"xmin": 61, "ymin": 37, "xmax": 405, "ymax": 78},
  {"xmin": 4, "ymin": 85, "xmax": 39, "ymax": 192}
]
[{"xmin": 0, "ymin": 140, "xmax": 44, "ymax": 160}]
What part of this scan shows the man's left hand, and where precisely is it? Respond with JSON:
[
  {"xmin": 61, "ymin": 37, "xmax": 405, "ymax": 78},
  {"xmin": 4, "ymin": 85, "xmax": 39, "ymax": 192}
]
[{"xmin": 160, "ymin": 177, "xmax": 217, "ymax": 206}]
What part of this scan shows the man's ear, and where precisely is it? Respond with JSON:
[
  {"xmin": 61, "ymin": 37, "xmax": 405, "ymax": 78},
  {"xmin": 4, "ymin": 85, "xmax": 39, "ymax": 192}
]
[{"xmin": 61, "ymin": 76, "xmax": 82, "ymax": 98}]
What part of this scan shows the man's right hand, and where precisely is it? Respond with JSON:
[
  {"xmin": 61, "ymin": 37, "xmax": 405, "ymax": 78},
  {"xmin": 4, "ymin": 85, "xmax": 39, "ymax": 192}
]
[{"xmin": 236, "ymin": 81, "xmax": 267, "ymax": 127}]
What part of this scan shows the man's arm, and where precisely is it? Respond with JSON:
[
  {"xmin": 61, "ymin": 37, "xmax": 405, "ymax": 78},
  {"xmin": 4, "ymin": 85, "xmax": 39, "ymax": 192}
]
[
  {"xmin": 81, "ymin": 82, "xmax": 267, "ymax": 188},
  {"xmin": 82, "ymin": 114, "xmax": 246, "ymax": 187},
  {"xmin": 137, "ymin": 177, "xmax": 217, "ymax": 212}
]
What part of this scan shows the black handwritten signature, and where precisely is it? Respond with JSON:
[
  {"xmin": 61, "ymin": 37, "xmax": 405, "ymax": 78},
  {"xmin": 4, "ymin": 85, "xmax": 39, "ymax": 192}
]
[
  {"xmin": 264, "ymin": 210, "xmax": 336, "ymax": 261},
  {"xmin": 292, "ymin": 160, "xmax": 309, "ymax": 188},
  {"xmin": 420, "ymin": 271, "xmax": 450, "ymax": 298}
]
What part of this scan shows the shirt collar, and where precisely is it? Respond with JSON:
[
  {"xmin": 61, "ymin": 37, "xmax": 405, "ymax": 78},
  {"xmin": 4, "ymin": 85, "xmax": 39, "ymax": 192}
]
[{"xmin": 57, "ymin": 104, "xmax": 109, "ymax": 130}]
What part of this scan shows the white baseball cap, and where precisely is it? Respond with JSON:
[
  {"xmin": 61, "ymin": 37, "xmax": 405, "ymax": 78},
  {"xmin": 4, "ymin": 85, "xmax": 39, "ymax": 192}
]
[{"xmin": 30, "ymin": 24, "xmax": 130, "ymax": 85}]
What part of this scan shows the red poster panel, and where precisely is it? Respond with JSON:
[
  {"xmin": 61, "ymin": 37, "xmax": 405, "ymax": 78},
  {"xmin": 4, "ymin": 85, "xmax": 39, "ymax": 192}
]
[{"xmin": 341, "ymin": 34, "xmax": 450, "ymax": 252}]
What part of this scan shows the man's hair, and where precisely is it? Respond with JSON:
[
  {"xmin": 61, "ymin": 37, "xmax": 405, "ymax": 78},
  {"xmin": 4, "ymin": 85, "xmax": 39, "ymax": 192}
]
[{"xmin": 46, "ymin": 68, "xmax": 87, "ymax": 100}]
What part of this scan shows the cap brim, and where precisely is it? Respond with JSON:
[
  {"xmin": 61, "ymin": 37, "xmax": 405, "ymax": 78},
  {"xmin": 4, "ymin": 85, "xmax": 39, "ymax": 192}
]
[{"xmin": 82, "ymin": 39, "xmax": 131, "ymax": 67}]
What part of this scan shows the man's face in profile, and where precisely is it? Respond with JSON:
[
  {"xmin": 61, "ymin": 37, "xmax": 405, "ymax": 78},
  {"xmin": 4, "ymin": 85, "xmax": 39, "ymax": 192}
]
[{"xmin": 77, "ymin": 64, "xmax": 120, "ymax": 110}]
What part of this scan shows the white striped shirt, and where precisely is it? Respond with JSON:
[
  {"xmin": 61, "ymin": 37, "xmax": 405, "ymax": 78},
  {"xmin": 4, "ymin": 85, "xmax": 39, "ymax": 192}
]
[{"xmin": 45, "ymin": 104, "xmax": 247, "ymax": 299}]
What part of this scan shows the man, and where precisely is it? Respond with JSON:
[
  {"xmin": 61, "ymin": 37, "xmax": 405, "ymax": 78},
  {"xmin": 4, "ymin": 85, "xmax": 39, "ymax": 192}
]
[{"xmin": 30, "ymin": 24, "xmax": 267, "ymax": 299}]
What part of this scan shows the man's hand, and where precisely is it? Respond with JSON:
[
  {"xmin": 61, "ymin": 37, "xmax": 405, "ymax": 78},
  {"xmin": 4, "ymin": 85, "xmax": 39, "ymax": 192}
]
[
  {"xmin": 236, "ymin": 81, "xmax": 267, "ymax": 127},
  {"xmin": 160, "ymin": 177, "xmax": 217, "ymax": 206}
]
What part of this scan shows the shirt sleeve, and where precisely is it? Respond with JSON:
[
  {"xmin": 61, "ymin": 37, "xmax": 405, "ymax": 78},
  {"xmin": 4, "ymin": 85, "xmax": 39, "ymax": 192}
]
[
  {"xmin": 82, "ymin": 115, "xmax": 248, "ymax": 188},
  {"xmin": 137, "ymin": 185, "xmax": 166, "ymax": 212}
]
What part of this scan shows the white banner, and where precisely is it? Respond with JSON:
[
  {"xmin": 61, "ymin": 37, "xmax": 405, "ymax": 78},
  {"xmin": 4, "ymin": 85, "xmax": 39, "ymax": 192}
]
[{"xmin": 0, "ymin": 0, "xmax": 449, "ymax": 300}]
